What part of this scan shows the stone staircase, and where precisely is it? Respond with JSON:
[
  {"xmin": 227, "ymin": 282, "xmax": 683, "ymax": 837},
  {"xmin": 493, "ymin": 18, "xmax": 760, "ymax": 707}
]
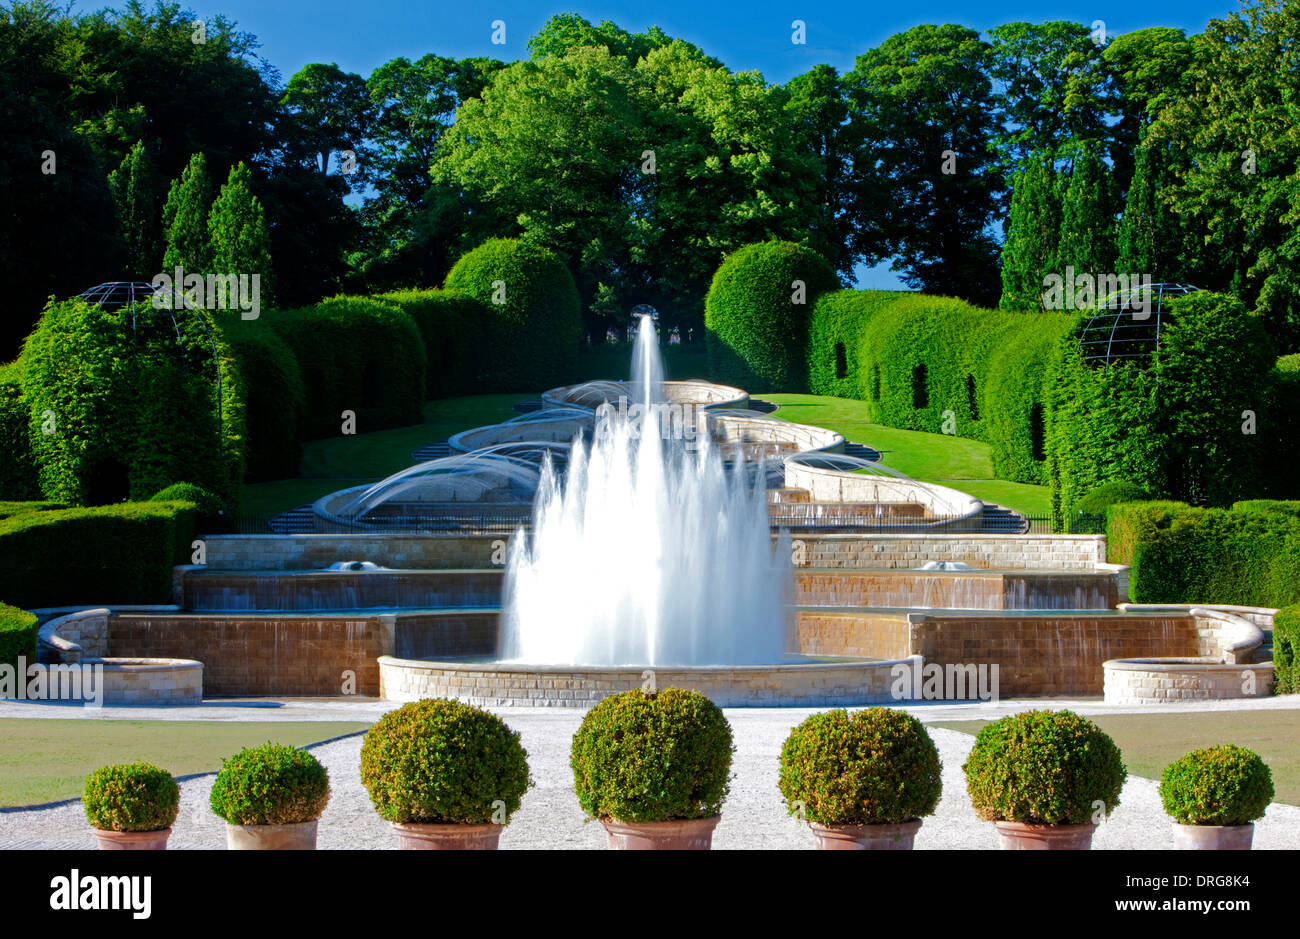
[{"xmin": 978, "ymin": 502, "xmax": 1029, "ymax": 534}]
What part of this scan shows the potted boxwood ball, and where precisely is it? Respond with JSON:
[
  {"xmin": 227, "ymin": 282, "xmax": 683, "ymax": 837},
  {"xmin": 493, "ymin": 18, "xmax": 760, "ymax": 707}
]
[
  {"xmin": 360, "ymin": 698, "xmax": 532, "ymax": 849},
  {"xmin": 779, "ymin": 707, "xmax": 942, "ymax": 850},
  {"xmin": 963, "ymin": 709, "xmax": 1126, "ymax": 850},
  {"xmin": 1160, "ymin": 745, "xmax": 1274, "ymax": 850},
  {"xmin": 210, "ymin": 743, "xmax": 331, "ymax": 850},
  {"xmin": 571, "ymin": 687, "xmax": 734, "ymax": 850},
  {"xmin": 84, "ymin": 762, "xmax": 180, "ymax": 850}
]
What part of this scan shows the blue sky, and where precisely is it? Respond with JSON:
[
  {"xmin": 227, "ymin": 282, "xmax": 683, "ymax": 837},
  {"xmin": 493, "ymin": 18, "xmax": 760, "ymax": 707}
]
[{"xmin": 93, "ymin": 0, "xmax": 1241, "ymax": 287}]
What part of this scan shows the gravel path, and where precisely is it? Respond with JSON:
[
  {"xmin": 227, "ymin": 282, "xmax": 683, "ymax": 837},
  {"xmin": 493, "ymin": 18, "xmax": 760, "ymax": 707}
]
[{"xmin": 3, "ymin": 704, "xmax": 1298, "ymax": 850}]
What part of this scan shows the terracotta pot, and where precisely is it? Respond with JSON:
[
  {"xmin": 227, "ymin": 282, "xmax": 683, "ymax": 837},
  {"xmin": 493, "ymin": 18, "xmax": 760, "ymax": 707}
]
[
  {"xmin": 1171, "ymin": 822, "xmax": 1254, "ymax": 850},
  {"xmin": 92, "ymin": 828, "xmax": 171, "ymax": 850},
  {"xmin": 993, "ymin": 820, "xmax": 1097, "ymax": 850},
  {"xmin": 808, "ymin": 819, "xmax": 922, "ymax": 850},
  {"xmin": 600, "ymin": 815, "xmax": 720, "ymax": 850},
  {"xmin": 391, "ymin": 821, "xmax": 503, "ymax": 850},
  {"xmin": 225, "ymin": 819, "xmax": 318, "ymax": 850}
]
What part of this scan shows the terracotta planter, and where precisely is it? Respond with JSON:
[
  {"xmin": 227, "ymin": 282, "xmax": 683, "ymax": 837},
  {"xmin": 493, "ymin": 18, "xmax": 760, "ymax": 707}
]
[
  {"xmin": 993, "ymin": 820, "xmax": 1097, "ymax": 850},
  {"xmin": 92, "ymin": 828, "xmax": 171, "ymax": 850},
  {"xmin": 1171, "ymin": 822, "xmax": 1254, "ymax": 850},
  {"xmin": 391, "ymin": 821, "xmax": 503, "ymax": 850},
  {"xmin": 808, "ymin": 819, "xmax": 922, "ymax": 850},
  {"xmin": 600, "ymin": 815, "xmax": 720, "ymax": 850},
  {"xmin": 225, "ymin": 819, "xmax": 318, "ymax": 850}
]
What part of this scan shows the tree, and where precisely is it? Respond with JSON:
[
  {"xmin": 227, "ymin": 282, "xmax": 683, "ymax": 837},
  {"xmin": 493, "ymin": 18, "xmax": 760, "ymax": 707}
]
[
  {"xmin": 161, "ymin": 152, "xmax": 214, "ymax": 272},
  {"xmin": 108, "ymin": 140, "xmax": 164, "ymax": 277},
  {"xmin": 207, "ymin": 162, "xmax": 275, "ymax": 307},
  {"xmin": 1116, "ymin": 132, "xmax": 1185, "ymax": 279},
  {"xmin": 281, "ymin": 63, "xmax": 372, "ymax": 183},
  {"xmin": 999, "ymin": 158, "xmax": 1061, "ymax": 310},
  {"xmin": 1057, "ymin": 143, "xmax": 1118, "ymax": 279},
  {"xmin": 845, "ymin": 24, "xmax": 1003, "ymax": 305}
]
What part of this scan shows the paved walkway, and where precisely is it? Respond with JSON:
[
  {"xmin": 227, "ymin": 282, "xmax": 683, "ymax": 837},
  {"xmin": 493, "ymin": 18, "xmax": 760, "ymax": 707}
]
[{"xmin": 2, "ymin": 696, "xmax": 1298, "ymax": 850}]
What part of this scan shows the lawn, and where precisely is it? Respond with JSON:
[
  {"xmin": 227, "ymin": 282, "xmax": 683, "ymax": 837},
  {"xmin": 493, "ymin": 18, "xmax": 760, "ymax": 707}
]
[
  {"xmin": 764, "ymin": 393, "xmax": 1052, "ymax": 518},
  {"xmin": 0, "ymin": 719, "xmax": 371, "ymax": 807},
  {"xmin": 928, "ymin": 710, "xmax": 1300, "ymax": 806}
]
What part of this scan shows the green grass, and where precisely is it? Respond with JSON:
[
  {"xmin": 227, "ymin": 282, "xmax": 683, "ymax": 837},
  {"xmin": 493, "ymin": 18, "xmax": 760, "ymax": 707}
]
[
  {"xmin": 0, "ymin": 719, "xmax": 371, "ymax": 807},
  {"xmin": 765, "ymin": 393, "xmax": 1051, "ymax": 518},
  {"xmin": 928, "ymin": 710, "xmax": 1300, "ymax": 806}
]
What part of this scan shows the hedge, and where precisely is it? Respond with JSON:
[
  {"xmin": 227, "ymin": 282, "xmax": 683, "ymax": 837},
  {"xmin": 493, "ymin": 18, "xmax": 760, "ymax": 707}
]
[
  {"xmin": 806, "ymin": 290, "xmax": 907, "ymax": 399},
  {"xmin": 1274, "ymin": 605, "xmax": 1298, "ymax": 695},
  {"xmin": 1263, "ymin": 353, "xmax": 1300, "ymax": 499},
  {"xmin": 262, "ymin": 296, "xmax": 426, "ymax": 439},
  {"xmin": 218, "ymin": 319, "xmax": 306, "ymax": 481},
  {"xmin": 443, "ymin": 238, "xmax": 581, "ymax": 392},
  {"xmin": 1105, "ymin": 501, "xmax": 1300, "ymax": 607},
  {"xmin": 705, "ymin": 241, "xmax": 839, "ymax": 391},
  {"xmin": 0, "ymin": 501, "xmax": 198, "ymax": 608},
  {"xmin": 19, "ymin": 299, "xmax": 245, "ymax": 507},
  {"xmin": 0, "ymin": 362, "xmax": 40, "ymax": 500},
  {"xmin": 379, "ymin": 289, "xmax": 483, "ymax": 398},
  {"xmin": 0, "ymin": 602, "xmax": 37, "ymax": 672}
]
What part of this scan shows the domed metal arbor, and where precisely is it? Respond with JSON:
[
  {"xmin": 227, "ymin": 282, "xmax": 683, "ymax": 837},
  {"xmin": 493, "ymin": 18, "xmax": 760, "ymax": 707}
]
[{"xmin": 1077, "ymin": 283, "xmax": 1200, "ymax": 366}]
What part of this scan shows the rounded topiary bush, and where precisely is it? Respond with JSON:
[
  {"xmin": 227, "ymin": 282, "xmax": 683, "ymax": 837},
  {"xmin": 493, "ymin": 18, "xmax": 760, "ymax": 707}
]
[
  {"xmin": 150, "ymin": 481, "xmax": 230, "ymax": 532},
  {"xmin": 209, "ymin": 743, "xmax": 331, "ymax": 825},
  {"xmin": 705, "ymin": 241, "xmax": 839, "ymax": 391},
  {"xmin": 963, "ymin": 710, "xmax": 1127, "ymax": 825},
  {"xmin": 1075, "ymin": 481, "xmax": 1154, "ymax": 517},
  {"xmin": 360, "ymin": 698, "xmax": 532, "ymax": 825},
  {"xmin": 779, "ymin": 707, "xmax": 942, "ymax": 826},
  {"xmin": 571, "ymin": 687, "xmax": 733, "ymax": 823},
  {"xmin": 84, "ymin": 762, "xmax": 180, "ymax": 832},
  {"xmin": 444, "ymin": 238, "xmax": 581, "ymax": 391},
  {"xmin": 1159, "ymin": 745, "xmax": 1274, "ymax": 826}
]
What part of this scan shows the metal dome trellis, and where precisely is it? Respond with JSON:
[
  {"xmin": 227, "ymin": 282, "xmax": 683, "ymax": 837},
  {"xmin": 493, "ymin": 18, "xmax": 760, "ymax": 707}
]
[
  {"xmin": 75, "ymin": 281, "xmax": 224, "ymax": 428},
  {"xmin": 1077, "ymin": 282, "xmax": 1200, "ymax": 366}
]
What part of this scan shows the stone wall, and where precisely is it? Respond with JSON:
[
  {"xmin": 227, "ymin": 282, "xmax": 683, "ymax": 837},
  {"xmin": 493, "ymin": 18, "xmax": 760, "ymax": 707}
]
[
  {"xmin": 95, "ymin": 659, "xmax": 204, "ymax": 705},
  {"xmin": 1103, "ymin": 659, "xmax": 1275, "ymax": 704}
]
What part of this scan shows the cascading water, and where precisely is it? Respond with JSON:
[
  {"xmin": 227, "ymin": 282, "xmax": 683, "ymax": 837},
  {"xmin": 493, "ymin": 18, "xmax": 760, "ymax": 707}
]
[{"xmin": 499, "ymin": 314, "xmax": 794, "ymax": 666}]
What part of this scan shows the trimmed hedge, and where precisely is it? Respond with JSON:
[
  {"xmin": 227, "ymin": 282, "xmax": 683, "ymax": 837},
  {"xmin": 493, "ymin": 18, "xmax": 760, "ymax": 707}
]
[
  {"xmin": 1075, "ymin": 481, "xmax": 1153, "ymax": 517},
  {"xmin": 806, "ymin": 290, "xmax": 906, "ymax": 399},
  {"xmin": 1266, "ymin": 354, "xmax": 1300, "ymax": 498},
  {"xmin": 0, "ymin": 501, "xmax": 197, "ymax": 608},
  {"xmin": 218, "ymin": 320, "xmax": 306, "ymax": 481},
  {"xmin": 0, "ymin": 602, "xmax": 37, "ymax": 672},
  {"xmin": 0, "ymin": 362, "xmax": 40, "ymax": 500},
  {"xmin": 1275, "ymin": 605, "xmax": 1298, "ymax": 695},
  {"xmin": 19, "ymin": 299, "xmax": 245, "ymax": 506},
  {"xmin": 263, "ymin": 296, "xmax": 426, "ymax": 440},
  {"xmin": 706, "ymin": 241, "xmax": 839, "ymax": 391},
  {"xmin": 150, "ymin": 482, "xmax": 230, "ymax": 534},
  {"xmin": 380, "ymin": 289, "xmax": 484, "ymax": 398},
  {"xmin": 443, "ymin": 238, "xmax": 581, "ymax": 392},
  {"xmin": 1106, "ymin": 501, "xmax": 1300, "ymax": 607}
]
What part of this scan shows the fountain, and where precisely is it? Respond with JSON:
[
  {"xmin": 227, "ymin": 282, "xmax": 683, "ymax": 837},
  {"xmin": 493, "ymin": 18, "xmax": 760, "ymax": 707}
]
[{"xmin": 499, "ymin": 315, "xmax": 794, "ymax": 666}]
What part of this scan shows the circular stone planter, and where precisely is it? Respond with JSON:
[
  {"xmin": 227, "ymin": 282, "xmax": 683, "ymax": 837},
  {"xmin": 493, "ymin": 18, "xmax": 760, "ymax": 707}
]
[
  {"xmin": 92, "ymin": 828, "xmax": 171, "ymax": 851},
  {"xmin": 600, "ymin": 815, "xmax": 720, "ymax": 850},
  {"xmin": 808, "ymin": 819, "xmax": 922, "ymax": 850},
  {"xmin": 90, "ymin": 658, "xmax": 204, "ymax": 706},
  {"xmin": 993, "ymin": 821, "xmax": 1097, "ymax": 850},
  {"xmin": 1171, "ymin": 822, "xmax": 1254, "ymax": 850},
  {"xmin": 225, "ymin": 819, "xmax": 318, "ymax": 850},
  {"xmin": 390, "ymin": 822, "xmax": 503, "ymax": 850}
]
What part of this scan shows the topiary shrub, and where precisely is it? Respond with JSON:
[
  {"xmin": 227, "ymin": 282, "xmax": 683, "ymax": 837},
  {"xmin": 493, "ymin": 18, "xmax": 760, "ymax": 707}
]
[
  {"xmin": 1159, "ymin": 745, "xmax": 1274, "ymax": 826},
  {"xmin": 219, "ymin": 320, "xmax": 305, "ymax": 481},
  {"xmin": 209, "ymin": 743, "xmax": 331, "ymax": 826},
  {"xmin": 778, "ymin": 707, "xmax": 942, "ymax": 826},
  {"xmin": 705, "ymin": 241, "xmax": 839, "ymax": 391},
  {"xmin": 444, "ymin": 239, "xmax": 582, "ymax": 392},
  {"xmin": 570, "ymin": 687, "xmax": 733, "ymax": 823},
  {"xmin": 1274, "ymin": 605, "xmax": 1298, "ymax": 695},
  {"xmin": 380, "ymin": 289, "xmax": 485, "ymax": 398},
  {"xmin": 150, "ymin": 482, "xmax": 230, "ymax": 533},
  {"xmin": 1075, "ymin": 481, "xmax": 1153, "ymax": 517},
  {"xmin": 805, "ymin": 290, "xmax": 904, "ymax": 398},
  {"xmin": 19, "ymin": 299, "xmax": 245, "ymax": 507},
  {"xmin": 83, "ymin": 762, "xmax": 180, "ymax": 832},
  {"xmin": 0, "ymin": 602, "xmax": 37, "ymax": 672},
  {"xmin": 360, "ymin": 698, "xmax": 532, "ymax": 825},
  {"xmin": 263, "ymin": 297, "xmax": 426, "ymax": 439},
  {"xmin": 963, "ymin": 709, "xmax": 1127, "ymax": 825},
  {"xmin": 0, "ymin": 362, "xmax": 40, "ymax": 501}
]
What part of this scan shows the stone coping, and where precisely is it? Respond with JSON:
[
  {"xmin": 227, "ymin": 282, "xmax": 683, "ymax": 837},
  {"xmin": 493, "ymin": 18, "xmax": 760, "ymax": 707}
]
[
  {"xmin": 1102, "ymin": 657, "xmax": 1268, "ymax": 672},
  {"xmin": 376, "ymin": 654, "xmax": 898, "ymax": 674},
  {"xmin": 88, "ymin": 657, "xmax": 204, "ymax": 671}
]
